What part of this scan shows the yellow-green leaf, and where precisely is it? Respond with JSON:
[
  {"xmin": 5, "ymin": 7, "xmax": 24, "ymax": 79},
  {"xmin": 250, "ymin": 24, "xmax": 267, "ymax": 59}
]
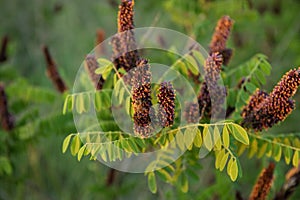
[
  {"xmin": 184, "ymin": 128, "xmax": 196, "ymax": 150},
  {"xmin": 230, "ymin": 159, "xmax": 238, "ymax": 181},
  {"xmin": 257, "ymin": 142, "xmax": 268, "ymax": 158},
  {"xmin": 203, "ymin": 126, "xmax": 213, "ymax": 151},
  {"xmin": 292, "ymin": 151, "xmax": 299, "ymax": 167},
  {"xmin": 231, "ymin": 124, "xmax": 249, "ymax": 145},
  {"xmin": 220, "ymin": 152, "xmax": 229, "ymax": 172},
  {"xmin": 213, "ymin": 126, "xmax": 221, "ymax": 151},
  {"xmin": 62, "ymin": 134, "xmax": 73, "ymax": 153},
  {"xmin": 227, "ymin": 157, "xmax": 234, "ymax": 176},
  {"xmin": 273, "ymin": 145, "xmax": 282, "ymax": 162},
  {"xmin": 77, "ymin": 145, "xmax": 86, "ymax": 161},
  {"xmin": 237, "ymin": 144, "xmax": 247, "ymax": 156},
  {"xmin": 148, "ymin": 172, "xmax": 157, "ymax": 194},
  {"xmin": 265, "ymin": 143, "xmax": 272, "ymax": 157},
  {"xmin": 180, "ymin": 172, "xmax": 189, "ymax": 193},
  {"xmin": 284, "ymin": 147, "xmax": 292, "ymax": 164},
  {"xmin": 248, "ymin": 139, "xmax": 258, "ymax": 158},
  {"xmin": 193, "ymin": 128, "xmax": 202, "ymax": 148},
  {"xmin": 70, "ymin": 134, "xmax": 81, "ymax": 156},
  {"xmin": 176, "ymin": 130, "xmax": 185, "ymax": 151},
  {"xmin": 222, "ymin": 125, "xmax": 230, "ymax": 148},
  {"xmin": 215, "ymin": 149, "xmax": 225, "ymax": 169}
]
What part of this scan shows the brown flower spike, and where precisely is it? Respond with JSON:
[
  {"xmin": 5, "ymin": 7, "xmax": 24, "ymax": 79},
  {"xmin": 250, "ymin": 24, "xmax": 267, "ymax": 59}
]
[
  {"xmin": 0, "ymin": 84, "xmax": 14, "ymax": 131},
  {"xmin": 241, "ymin": 67, "xmax": 300, "ymax": 131},
  {"xmin": 111, "ymin": 0, "xmax": 139, "ymax": 74},
  {"xmin": 209, "ymin": 16, "xmax": 234, "ymax": 65},
  {"xmin": 84, "ymin": 54, "xmax": 105, "ymax": 90},
  {"xmin": 183, "ymin": 102, "xmax": 199, "ymax": 124},
  {"xmin": 0, "ymin": 35, "xmax": 9, "ymax": 63},
  {"xmin": 132, "ymin": 59, "xmax": 153, "ymax": 137},
  {"xmin": 198, "ymin": 53, "xmax": 226, "ymax": 118},
  {"xmin": 249, "ymin": 163, "xmax": 275, "ymax": 200},
  {"xmin": 157, "ymin": 82, "xmax": 176, "ymax": 127},
  {"xmin": 42, "ymin": 46, "xmax": 68, "ymax": 93}
]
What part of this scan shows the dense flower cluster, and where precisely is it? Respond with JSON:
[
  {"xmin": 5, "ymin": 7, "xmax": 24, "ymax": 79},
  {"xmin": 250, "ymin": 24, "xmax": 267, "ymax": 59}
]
[
  {"xmin": 249, "ymin": 163, "xmax": 275, "ymax": 200},
  {"xmin": 198, "ymin": 53, "xmax": 226, "ymax": 118},
  {"xmin": 209, "ymin": 15, "xmax": 234, "ymax": 65},
  {"xmin": 42, "ymin": 46, "xmax": 68, "ymax": 93},
  {"xmin": 157, "ymin": 82, "xmax": 176, "ymax": 127},
  {"xmin": 132, "ymin": 59, "xmax": 153, "ymax": 137},
  {"xmin": 84, "ymin": 54, "xmax": 105, "ymax": 90},
  {"xmin": 111, "ymin": 0, "xmax": 139, "ymax": 74},
  {"xmin": 183, "ymin": 102, "xmax": 199, "ymax": 124},
  {"xmin": 0, "ymin": 84, "xmax": 14, "ymax": 131},
  {"xmin": 242, "ymin": 68, "xmax": 300, "ymax": 131}
]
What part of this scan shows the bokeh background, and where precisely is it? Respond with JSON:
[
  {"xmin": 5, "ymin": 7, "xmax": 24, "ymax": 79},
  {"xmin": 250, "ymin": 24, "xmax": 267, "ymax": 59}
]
[{"xmin": 0, "ymin": 0, "xmax": 300, "ymax": 199}]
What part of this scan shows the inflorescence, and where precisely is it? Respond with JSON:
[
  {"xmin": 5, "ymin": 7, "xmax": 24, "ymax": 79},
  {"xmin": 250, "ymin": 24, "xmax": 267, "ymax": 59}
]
[
  {"xmin": 42, "ymin": 46, "xmax": 68, "ymax": 93},
  {"xmin": 249, "ymin": 163, "xmax": 275, "ymax": 200},
  {"xmin": 157, "ymin": 82, "xmax": 176, "ymax": 127},
  {"xmin": 242, "ymin": 67, "xmax": 300, "ymax": 131},
  {"xmin": 0, "ymin": 84, "xmax": 14, "ymax": 131}
]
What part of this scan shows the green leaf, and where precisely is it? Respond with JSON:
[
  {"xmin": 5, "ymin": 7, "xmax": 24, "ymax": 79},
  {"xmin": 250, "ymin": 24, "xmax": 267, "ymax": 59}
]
[
  {"xmin": 125, "ymin": 96, "xmax": 131, "ymax": 116},
  {"xmin": 222, "ymin": 125, "xmax": 230, "ymax": 148},
  {"xmin": 184, "ymin": 127, "xmax": 196, "ymax": 150},
  {"xmin": 0, "ymin": 156, "xmax": 12, "ymax": 175},
  {"xmin": 230, "ymin": 159, "xmax": 238, "ymax": 181},
  {"xmin": 245, "ymin": 82, "xmax": 257, "ymax": 94},
  {"xmin": 257, "ymin": 142, "xmax": 268, "ymax": 158},
  {"xmin": 227, "ymin": 157, "xmax": 234, "ymax": 177},
  {"xmin": 231, "ymin": 124, "xmax": 249, "ymax": 145},
  {"xmin": 95, "ymin": 58, "xmax": 113, "ymax": 74},
  {"xmin": 176, "ymin": 130, "xmax": 185, "ymax": 151},
  {"xmin": 62, "ymin": 134, "xmax": 73, "ymax": 153},
  {"xmin": 213, "ymin": 126, "xmax": 221, "ymax": 151},
  {"xmin": 248, "ymin": 138, "xmax": 258, "ymax": 158},
  {"xmin": 63, "ymin": 95, "xmax": 71, "ymax": 114},
  {"xmin": 157, "ymin": 169, "xmax": 173, "ymax": 183},
  {"xmin": 185, "ymin": 54, "xmax": 199, "ymax": 75},
  {"xmin": 148, "ymin": 172, "xmax": 157, "ymax": 194},
  {"xmin": 75, "ymin": 93, "xmax": 85, "ymax": 114},
  {"xmin": 237, "ymin": 144, "xmax": 247, "ymax": 156},
  {"xmin": 77, "ymin": 145, "xmax": 86, "ymax": 161},
  {"xmin": 283, "ymin": 138, "xmax": 292, "ymax": 164},
  {"xmin": 203, "ymin": 125, "xmax": 213, "ymax": 151},
  {"xmin": 292, "ymin": 151, "xmax": 299, "ymax": 167},
  {"xmin": 215, "ymin": 149, "xmax": 225, "ymax": 169},
  {"xmin": 284, "ymin": 147, "xmax": 292, "ymax": 164},
  {"xmin": 265, "ymin": 143, "xmax": 272, "ymax": 157},
  {"xmin": 193, "ymin": 128, "xmax": 202, "ymax": 148},
  {"xmin": 273, "ymin": 143, "xmax": 282, "ymax": 162},
  {"xmin": 118, "ymin": 87, "xmax": 125, "ymax": 104},
  {"xmin": 70, "ymin": 134, "xmax": 81, "ymax": 156},
  {"xmin": 220, "ymin": 152, "xmax": 229, "ymax": 172},
  {"xmin": 180, "ymin": 172, "xmax": 189, "ymax": 193}
]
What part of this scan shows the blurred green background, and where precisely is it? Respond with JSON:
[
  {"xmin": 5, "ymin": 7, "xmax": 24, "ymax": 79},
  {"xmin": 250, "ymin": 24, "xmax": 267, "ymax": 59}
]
[{"xmin": 0, "ymin": 0, "xmax": 300, "ymax": 199}]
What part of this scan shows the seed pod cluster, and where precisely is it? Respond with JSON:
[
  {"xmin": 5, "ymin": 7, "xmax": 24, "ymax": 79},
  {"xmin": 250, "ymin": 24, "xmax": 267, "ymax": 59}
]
[
  {"xmin": 241, "ymin": 68, "xmax": 300, "ymax": 131},
  {"xmin": 249, "ymin": 163, "xmax": 275, "ymax": 200},
  {"xmin": 209, "ymin": 15, "xmax": 234, "ymax": 65},
  {"xmin": 0, "ymin": 84, "xmax": 14, "ymax": 131},
  {"xmin": 84, "ymin": 54, "xmax": 105, "ymax": 90},
  {"xmin": 157, "ymin": 82, "xmax": 176, "ymax": 127},
  {"xmin": 42, "ymin": 46, "xmax": 68, "ymax": 93},
  {"xmin": 132, "ymin": 59, "xmax": 153, "ymax": 137}
]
